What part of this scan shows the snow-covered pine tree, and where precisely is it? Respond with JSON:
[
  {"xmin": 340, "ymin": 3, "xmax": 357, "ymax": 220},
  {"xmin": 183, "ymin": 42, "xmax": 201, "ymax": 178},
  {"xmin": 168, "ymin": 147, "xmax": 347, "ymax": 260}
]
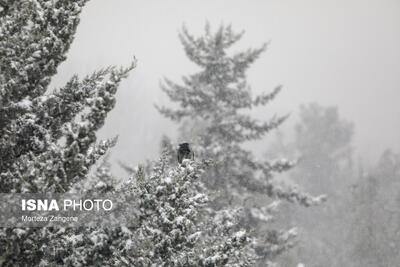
[
  {"xmin": 0, "ymin": 1, "xmax": 134, "ymax": 265},
  {"xmin": 0, "ymin": 0, "xmax": 135, "ymax": 194},
  {"xmin": 157, "ymin": 24, "xmax": 325, "ymax": 265},
  {"xmin": 38, "ymin": 150, "xmax": 257, "ymax": 266},
  {"xmin": 114, "ymin": 150, "xmax": 256, "ymax": 266}
]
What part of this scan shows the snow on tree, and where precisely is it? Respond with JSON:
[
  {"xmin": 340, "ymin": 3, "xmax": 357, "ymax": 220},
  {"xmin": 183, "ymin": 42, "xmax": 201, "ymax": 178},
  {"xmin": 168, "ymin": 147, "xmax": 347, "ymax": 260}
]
[
  {"xmin": 157, "ymin": 24, "xmax": 325, "ymax": 265},
  {"xmin": 0, "ymin": 1, "xmax": 134, "ymax": 265},
  {"xmin": 41, "ymin": 151, "xmax": 257, "ymax": 266},
  {"xmin": 115, "ymin": 150, "xmax": 256, "ymax": 266},
  {"xmin": 0, "ymin": 0, "xmax": 135, "ymax": 194},
  {"xmin": 85, "ymin": 154, "xmax": 120, "ymax": 194}
]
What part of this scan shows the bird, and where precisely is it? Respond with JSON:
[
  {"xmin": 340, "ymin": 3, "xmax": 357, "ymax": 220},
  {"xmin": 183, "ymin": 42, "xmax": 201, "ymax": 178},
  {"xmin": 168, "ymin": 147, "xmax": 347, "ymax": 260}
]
[{"xmin": 177, "ymin": 143, "xmax": 194, "ymax": 164}]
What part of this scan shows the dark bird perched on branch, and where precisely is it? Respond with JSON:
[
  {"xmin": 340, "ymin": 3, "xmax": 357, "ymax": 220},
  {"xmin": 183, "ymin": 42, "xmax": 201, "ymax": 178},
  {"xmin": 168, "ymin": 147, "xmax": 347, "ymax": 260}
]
[{"xmin": 177, "ymin": 143, "xmax": 194, "ymax": 164}]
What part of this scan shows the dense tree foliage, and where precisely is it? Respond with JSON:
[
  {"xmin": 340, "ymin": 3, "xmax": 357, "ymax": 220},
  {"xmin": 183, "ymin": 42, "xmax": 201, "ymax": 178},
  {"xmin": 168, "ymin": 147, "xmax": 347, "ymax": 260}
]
[
  {"xmin": 38, "ymin": 153, "xmax": 255, "ymax": 266},
  {"xmin": 0, "ymin": 0, "xmax": 134, "ymax": 194},
  {"xmin": 0, "ymin": 1, "xmax": 135, "ymax": 265},
  {"xmin": 119, "ymin": 152, "xmax": 256, "ymax": 266}
]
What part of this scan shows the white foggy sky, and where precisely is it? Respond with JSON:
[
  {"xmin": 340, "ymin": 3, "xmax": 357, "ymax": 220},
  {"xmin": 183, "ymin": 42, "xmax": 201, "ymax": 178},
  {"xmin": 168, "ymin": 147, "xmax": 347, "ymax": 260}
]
[{"xmin": 51, "ymin": 0, "xmax": 400, "ymax": 169}]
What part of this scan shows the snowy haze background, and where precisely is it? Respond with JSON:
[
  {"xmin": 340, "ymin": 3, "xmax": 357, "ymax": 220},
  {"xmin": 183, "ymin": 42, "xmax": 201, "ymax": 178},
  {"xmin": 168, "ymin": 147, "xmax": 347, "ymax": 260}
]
[{"xmin": 50, "ymin": 0, "xmax": 400, "ymax": 173}]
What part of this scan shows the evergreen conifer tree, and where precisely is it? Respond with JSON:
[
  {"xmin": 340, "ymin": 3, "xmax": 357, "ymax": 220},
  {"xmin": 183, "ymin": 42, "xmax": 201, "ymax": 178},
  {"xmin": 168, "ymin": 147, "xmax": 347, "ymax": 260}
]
[
  {"xmin": 0, "ymin": 1, "xmax": 134, "ymax": 265},
  {"xmin": 157, "ymin": 24, "xmax": 325, "ymax": 265},
  {"xmin": 115, "ymin": 151, "xmax": 256, "ymax": 266},
  {"xmin": 0, "ymin": 0, "xmax": 135, "ymax": 194}
]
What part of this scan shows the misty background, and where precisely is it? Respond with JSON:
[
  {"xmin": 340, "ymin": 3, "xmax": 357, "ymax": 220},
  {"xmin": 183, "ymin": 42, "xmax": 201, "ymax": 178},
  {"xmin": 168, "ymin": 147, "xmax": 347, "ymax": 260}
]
[{"xmin": 50, "ymin": 0, "xmax": 400, "ymax": 173}]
